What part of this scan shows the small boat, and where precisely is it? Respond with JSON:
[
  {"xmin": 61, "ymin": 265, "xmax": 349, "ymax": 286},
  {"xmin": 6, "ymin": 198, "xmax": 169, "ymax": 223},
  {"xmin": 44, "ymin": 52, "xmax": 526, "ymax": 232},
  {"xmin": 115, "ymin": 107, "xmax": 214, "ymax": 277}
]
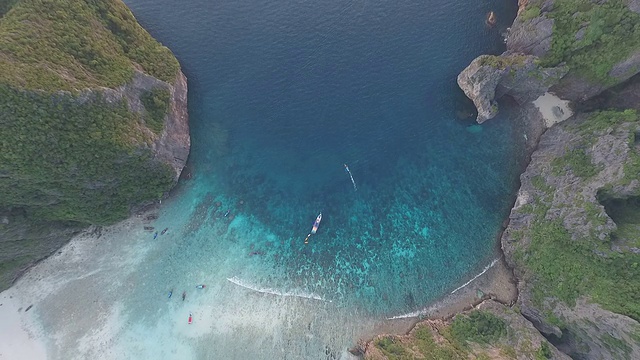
[
  {"xmin": 311, "ymin": 213, "xmax": 322, "ymax": 234},
  {"xmin": 188, "ymin": 312, "xmax": 193, "ymax": 324}
]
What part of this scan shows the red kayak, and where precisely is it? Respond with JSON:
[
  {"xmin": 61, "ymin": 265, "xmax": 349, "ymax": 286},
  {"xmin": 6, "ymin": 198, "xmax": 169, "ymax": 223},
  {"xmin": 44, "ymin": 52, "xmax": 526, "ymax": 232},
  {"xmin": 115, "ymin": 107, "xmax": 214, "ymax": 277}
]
[{"xmin": 188, "ymin": 312, "xmax": 193, "ymax": 324}]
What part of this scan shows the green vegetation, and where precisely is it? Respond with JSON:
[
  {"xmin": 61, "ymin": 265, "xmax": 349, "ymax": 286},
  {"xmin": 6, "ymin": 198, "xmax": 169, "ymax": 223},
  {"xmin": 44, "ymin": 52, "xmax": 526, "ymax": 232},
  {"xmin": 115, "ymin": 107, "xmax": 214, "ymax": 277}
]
[
  {"xmin": 479, "ymin": 54, "xmax": 528, "ymax": 70},
  {"xmin": 552, "ymin": 110, "xmax": 639, "ymax": 180},
  {"xmin": 0, "ymin": 0, "xmax": 183, "ymax": 291},
  {"xmin": 551, "ymin": 148, "xmax": 602, "ymax": 178},
  {"xmin": 524, "ymin": 214, "xmax": 640, "ymax": 320},
  {"xmin": 0, "ymin": 85, "xmax": 175, "ymax": 225},
  {"xmin": 601, "ymin": 333, "xmax": 632, "ymax": 357},
  {"xmin": 521, "ymin": 5, "xmax": 541, "ymax": 21},
  {"xmin": 540, "ymin": 0, "xmax": 640, "ymax": 84},
  {"xmin": 369, "ymin": 311, "xmax": 560, "ymax": 360},
  {"xmin": 577, "ymin": 109, "xmax": 638, "ymax": 134},
  {"xmin": 371, "ymin": 325, "xmax": 468, "ymax": 360},
  {"xmin": 0, "ymin": 0, "xmax": 18, "ymax": 17},
  {"xmin": 373, "ymin": 337, "xmax": 410, "ymax": 359},
  {"xmin": 530, "ymin": 175, "xmax": 553, "ymax": 195},
  {"xmin": 141, "ymin": 88, "xmax": 171, "ymax": 134},
  {"xmin": 0, "ymin": 0, "xmax": 181, "ymax": 226},
  {"xmin": 623, "ymin": 147, "xmax": 640, "ymax": 185},
  {"xmin": 534, "ymin": 342, "xmax": 553, "ymax": 359},
  {"xmin": 630, "ymin": 326, "xmax": 640, "ymax": 344},
  {"xmin": 0, "ymin": 0, "xmax": 179, "ymax": 91},
  {"xmin": 449, "ymin": 311, "xmax": 507, "ymax": 347},
  {"xmin": 514, "ymin": 110, "xmax": 640, "ymax": 323},
  {"xmin": 412, "ymin": 326, "xmax": 460, "ymax": 360}
]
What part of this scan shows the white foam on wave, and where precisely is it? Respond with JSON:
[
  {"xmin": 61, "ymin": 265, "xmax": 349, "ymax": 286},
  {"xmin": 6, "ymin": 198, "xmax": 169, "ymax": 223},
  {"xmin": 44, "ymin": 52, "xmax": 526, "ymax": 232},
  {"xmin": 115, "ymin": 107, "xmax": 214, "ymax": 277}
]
[
  {"xmin": 226, "ymin": 277, "xmax": 328, "ymax": 302},
  {"xmin": 386, "ymin": 303, "xmax": 441, "ymax": 320},
  {"xmin": 451, "ymin": 258, "xmax": 499, "ymax": 294},
  {"xmin": 385, "ymin": 258, "xmax": 499, "ymax": 320}
]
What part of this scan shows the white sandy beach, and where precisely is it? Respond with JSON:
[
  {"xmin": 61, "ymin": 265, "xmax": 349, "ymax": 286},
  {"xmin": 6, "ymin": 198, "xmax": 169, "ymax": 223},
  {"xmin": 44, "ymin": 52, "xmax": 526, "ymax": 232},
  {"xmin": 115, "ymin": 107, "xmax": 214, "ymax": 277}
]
[
  {"xmin": 0, "ymin": 291, "xmax": 47, "ymax": 360},
  {"xmin": 0, "ymin": 205, "xmax": 514, "ymax": 360},
  {"xmin": 533, "ymin": 92, "xmax": 573, "ymax": 128},
  {"xmin": 0, "ymin": 209, "xmax": 390, "ymax": 360}
]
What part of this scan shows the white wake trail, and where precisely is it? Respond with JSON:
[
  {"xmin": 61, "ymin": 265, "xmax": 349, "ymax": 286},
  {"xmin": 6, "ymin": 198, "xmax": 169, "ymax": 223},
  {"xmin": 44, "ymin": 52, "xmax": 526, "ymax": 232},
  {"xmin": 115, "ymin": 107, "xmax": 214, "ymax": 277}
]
[{"xmin": 344, "ymin": 164, "xmax": 357, "ymax": 191}]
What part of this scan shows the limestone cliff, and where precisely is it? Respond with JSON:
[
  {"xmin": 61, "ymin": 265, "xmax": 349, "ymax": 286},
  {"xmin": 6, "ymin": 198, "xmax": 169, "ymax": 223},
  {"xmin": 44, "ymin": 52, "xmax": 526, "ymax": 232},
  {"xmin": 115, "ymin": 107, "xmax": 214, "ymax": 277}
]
[
  {"xmin": 457, "ymin": 54, "xmax": 567, "ymax": 123},
  {"xmin": 0, "ymin": 0, "xmax": 190, "ymax": 290},
  {"xmin": 501, "ymin": 110, "xmax": 640, "ymax": 359},
  {"xmin": 458, "ymin": 0, "xmax": 640, "ymax": 123}
]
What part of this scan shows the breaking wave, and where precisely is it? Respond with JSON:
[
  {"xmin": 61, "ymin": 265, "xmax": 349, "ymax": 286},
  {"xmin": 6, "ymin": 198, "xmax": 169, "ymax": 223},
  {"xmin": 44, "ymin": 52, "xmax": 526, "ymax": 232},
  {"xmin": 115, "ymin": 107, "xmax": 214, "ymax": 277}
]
[
  {"xmin": 227, "ymin": 277, "xmax": 328, "ymax": 302},
  {"xmin": 450, "ymin": 258, "xmax": 499, "ymax": 294},
  {"xmin": 385, "ymin": 258, "xmax": 500, "ymax": 320}
]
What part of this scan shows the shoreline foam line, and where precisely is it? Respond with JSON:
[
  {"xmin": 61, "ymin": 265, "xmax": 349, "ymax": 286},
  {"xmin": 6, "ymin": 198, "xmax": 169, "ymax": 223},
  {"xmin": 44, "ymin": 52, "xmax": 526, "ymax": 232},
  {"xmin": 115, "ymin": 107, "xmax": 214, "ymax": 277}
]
[
  {"xmin": 386, "ymin": 304, "xmax": 441, "ymax": 320},
  {"xmin": 386, "ymin": 258, "xmax": 500, "ymax": 320},
  {"xmin": 450, "ymin": 258, "xmax": 499, "ymax": 294},
  {"xmin": 227, "ymin": 277, "xmax": 327, "ymax": 302}
]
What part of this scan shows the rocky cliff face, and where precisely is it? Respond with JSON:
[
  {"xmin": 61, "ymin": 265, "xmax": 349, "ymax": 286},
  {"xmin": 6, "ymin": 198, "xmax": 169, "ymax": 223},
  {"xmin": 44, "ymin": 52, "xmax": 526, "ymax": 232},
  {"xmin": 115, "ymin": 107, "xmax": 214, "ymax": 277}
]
[
  {"xmin": 104, "ymin": 69, "xmax": 190, "ymax": 180},
  {"xmin": 364, "ymin": 300, "xmax": 569, "ymax": 360},
  {"xmin": 0, "ymin": 0, "xmax": 190, "ymax": 291},
  {"xmin": 459, "ymin": 0, "xmax": 640, "ymax": 123},
  {"xmin": 453, "ymin": 1, "xmax": 640, "ymax": 358},
  {"xmin": 457, "ymin": 54, "xmax": 567, "ymax": 123},
  {"xmin": 501, "ymin": 110, "xmax": 640, "ymax": 359}
]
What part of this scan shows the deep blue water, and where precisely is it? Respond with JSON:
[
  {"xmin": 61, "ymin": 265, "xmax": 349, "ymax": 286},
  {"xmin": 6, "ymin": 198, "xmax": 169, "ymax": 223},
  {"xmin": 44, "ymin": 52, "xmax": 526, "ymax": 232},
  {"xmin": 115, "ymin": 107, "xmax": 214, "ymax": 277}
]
[{"xmin": 124, "ymin": 0, "xmax": 523, "ymax": 315}]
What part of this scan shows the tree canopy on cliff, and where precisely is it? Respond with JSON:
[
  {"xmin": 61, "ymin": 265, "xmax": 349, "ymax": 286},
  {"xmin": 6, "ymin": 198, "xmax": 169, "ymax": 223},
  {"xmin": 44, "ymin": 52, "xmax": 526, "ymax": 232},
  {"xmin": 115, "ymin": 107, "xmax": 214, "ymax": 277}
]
[
  {"xmin": 0, "ymin": 0, "xmax": 181, "ymax": 224},
  {"xmin": 539, "ymin": 0, "xmax": 640, "ymax": 84},
  {"xmin": 0, "ymin": 0, "xmax": 179, "ymax": 91}
]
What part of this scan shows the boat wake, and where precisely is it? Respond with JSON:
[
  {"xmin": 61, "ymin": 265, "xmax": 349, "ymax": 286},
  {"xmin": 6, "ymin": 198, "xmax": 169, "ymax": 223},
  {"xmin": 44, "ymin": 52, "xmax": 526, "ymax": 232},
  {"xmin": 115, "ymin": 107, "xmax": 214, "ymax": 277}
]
[
  {"xmin": 450, "ymin": 258, "xmax": 499, "ymax": 294},
  {"xmin": 226, "ymin": 277, "xmax": 328, "ymax": 302}
]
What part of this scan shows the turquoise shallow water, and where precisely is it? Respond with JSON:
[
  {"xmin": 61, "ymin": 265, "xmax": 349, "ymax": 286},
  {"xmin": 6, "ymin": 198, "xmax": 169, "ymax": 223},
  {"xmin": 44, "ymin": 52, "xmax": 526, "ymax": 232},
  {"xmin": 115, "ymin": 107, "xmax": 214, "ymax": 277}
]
[
  {"xmin": 113, "ymin": 0, "xmax": 525, "ymax": 356},
  {"xmin": 123, "ymin": 0, "xmax": 523, "ymax": 315}
]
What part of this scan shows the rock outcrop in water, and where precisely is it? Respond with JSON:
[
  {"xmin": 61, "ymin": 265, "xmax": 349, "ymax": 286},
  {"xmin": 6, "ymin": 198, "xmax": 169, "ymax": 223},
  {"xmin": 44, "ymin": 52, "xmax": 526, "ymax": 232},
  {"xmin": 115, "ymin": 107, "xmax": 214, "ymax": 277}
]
[
  {"xmin": 459, "ymin": 0, "xmax": 640, "ymax": 123},
  {"xmin": 0, "ymin": 0, "xmax": 189, "ymax": 290},
  {"xmin": 455, "ymin": 0, "xmax": 640, "ymax": 358},
  {"xmin": 457, "ymin": 54, "xmax": 567, "ymax": 123}
]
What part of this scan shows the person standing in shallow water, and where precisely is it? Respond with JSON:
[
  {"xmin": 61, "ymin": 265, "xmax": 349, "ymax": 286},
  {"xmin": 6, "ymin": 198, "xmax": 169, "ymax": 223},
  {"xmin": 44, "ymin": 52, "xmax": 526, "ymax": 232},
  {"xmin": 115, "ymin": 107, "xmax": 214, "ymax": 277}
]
[{"xmin": 182, "ymin": 291, "xmax": 186, "ymax": 301}]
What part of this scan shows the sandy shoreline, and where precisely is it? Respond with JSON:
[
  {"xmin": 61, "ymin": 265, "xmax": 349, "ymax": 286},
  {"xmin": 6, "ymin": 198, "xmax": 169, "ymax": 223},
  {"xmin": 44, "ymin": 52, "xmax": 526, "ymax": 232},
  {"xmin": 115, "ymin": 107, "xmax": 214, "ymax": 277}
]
[
  {"xmin": 0, "ymin": 290, "xmax": 47, "ymax": 360},
  {"xmin": 0, "ymin": 202, "xmax": 519, "ymax": 360},
  {"xmin": 355, "ymin": 254, "xmax": 518, "ymax": 346},
  {"xmin": 533, "ymin": 92, "xmax": 573, "ymax": 128}
]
